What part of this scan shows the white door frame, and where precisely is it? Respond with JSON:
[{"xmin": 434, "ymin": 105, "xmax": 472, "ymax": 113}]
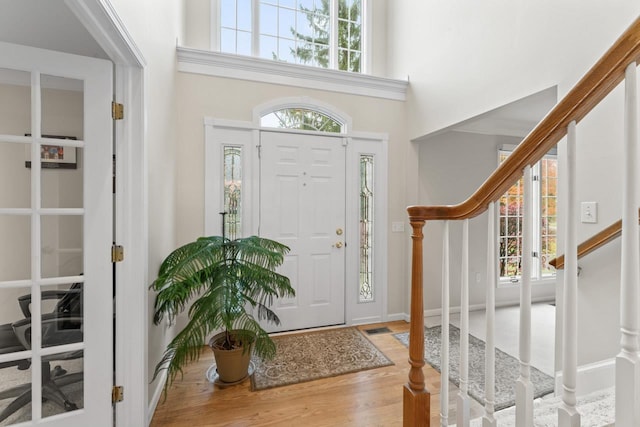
[
  {"xmin": 65, "ymin": 1, "xmax": 148, "ymax": 426},
  {"xmin": 204, "ymin": 115, "xmax": 389, "ymax": 328}
]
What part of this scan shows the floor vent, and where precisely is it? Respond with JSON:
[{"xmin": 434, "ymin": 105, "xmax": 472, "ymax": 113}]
[{"xmin": 364, "ymin": 327, "xmax": 391, "ymax": 335}]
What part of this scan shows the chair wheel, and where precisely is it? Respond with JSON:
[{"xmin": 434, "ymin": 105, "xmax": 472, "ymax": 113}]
[
  {"xmin": 52, "ymin": 365, "xmax": 67, "ymax": 377},
  {"xmin": 63, "ymin": 401, "xmax": 78, "ymax": 411}
]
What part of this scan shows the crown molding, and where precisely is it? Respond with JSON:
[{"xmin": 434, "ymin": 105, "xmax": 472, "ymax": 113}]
[{"xmin": 177, "ymin": 46, "xmax": 408, "ymax": 101}]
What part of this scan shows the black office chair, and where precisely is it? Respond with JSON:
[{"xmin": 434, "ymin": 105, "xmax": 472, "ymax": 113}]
[{"xmin": 0, "ymin": 283, "xmax": 84, "ymax": 423}]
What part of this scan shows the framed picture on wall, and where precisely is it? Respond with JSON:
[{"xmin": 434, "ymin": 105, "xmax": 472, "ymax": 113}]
[{"xmin": 25, "ymin": 134, "xmax": 77, "ymax": 169}]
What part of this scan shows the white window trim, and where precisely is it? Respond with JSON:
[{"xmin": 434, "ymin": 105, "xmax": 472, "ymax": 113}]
[
  {"xmin": 253, "ymin": 96, "xmax": 353, "ymax": 131},
  {"xmin": 497, "ymin": 144, "xmax": 557, "ymax": 286},
  {"xmin": 210, "ymin": 0, "xmax": 370, "ymax": 73},
  {"xmin": 176, "ymin": 46, "xmax": 408, "ymax": 101}
]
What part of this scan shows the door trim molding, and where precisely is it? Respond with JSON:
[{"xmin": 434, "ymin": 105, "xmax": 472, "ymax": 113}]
[
  {"xmin": 66, "ymin": 1, "xmax": 148, "ymax": 426},
  {"xmin": 204, "ymin": 117, "xmax": 389, "ymax": 328}
]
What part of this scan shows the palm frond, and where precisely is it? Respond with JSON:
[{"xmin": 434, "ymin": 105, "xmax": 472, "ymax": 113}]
[{"xmin": 150, "ymin": 234, "xmax": 295, "ymax": 391}]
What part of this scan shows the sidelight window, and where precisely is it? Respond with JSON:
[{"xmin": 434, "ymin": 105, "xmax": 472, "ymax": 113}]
[
  {"xmin": 223, "ymin": 146, "xmax": 243, "ymax": 239},
  {"xmin": 359, "ymin": 154, "xmax": 374, "ymax": 302}
]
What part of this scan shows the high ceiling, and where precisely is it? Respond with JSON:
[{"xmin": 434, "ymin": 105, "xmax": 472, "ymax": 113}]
[{"xmin": 0, "ymin": 0, "xmax": 108, "ymax": 59}]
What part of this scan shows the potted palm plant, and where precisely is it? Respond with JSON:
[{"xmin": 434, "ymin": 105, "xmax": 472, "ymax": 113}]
[{"xmin": 150, "ymin": 218, "xmax": 294, "ymax": 388}]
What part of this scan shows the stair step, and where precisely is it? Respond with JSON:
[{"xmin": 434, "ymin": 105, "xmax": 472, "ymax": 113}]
[{"xmin": 464, "ymin": 387, "xmax": 615, "ymax": 426}]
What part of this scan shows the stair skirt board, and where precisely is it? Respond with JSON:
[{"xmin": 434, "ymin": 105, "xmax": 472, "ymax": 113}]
[{"xmin": 554, "ymin": 358, "xmax": 615, "ymax": 397}]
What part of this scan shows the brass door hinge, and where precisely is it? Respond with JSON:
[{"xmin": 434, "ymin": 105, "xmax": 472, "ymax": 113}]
[
  {"xmin": 112, "ymin": 385, "xmax": 124, "ymax": 403},
  {"xmin": 111, "ymin": 245, "xmax": 124, "ymax": 263},
  {"xmin": 112, "ymin": 102, "xmax": 124, "ymax": 120}
]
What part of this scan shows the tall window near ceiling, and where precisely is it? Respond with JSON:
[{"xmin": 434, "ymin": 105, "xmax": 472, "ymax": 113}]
[
  {"xmin": 498, "ymin": 147, "xmax": 557, "ymax": 283},
  {"xmin": 359, "ymin": 155, "xmax": 374, "ymax": 302},
  {"xmin": 218, "ymin": 0, "xmax": 363, "ymax": 72},
  {"xmin": 223, "ymin": 146, "xmax": 243, "ymax": 239}
]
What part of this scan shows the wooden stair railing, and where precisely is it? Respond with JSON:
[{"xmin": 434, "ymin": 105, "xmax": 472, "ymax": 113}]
[
  {"xmin": 404, "ymin": 16, "xmax": 640, "ymax": 427},
  {"xmin": 549, "ymin": 208, "xmax": 640, "ymax": 270}
]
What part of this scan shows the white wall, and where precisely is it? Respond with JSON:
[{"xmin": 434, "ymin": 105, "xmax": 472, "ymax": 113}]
[
  {"xmin": 393, "ymin": 2, "xmax": 639, "ymax": 371},
  {"xmin": 107, "ymin": 0, "xmax": 185, "ymax": 406},
  {"xmin": 386, "ymin": 1, "xmax": 640, "ymax": 140}
]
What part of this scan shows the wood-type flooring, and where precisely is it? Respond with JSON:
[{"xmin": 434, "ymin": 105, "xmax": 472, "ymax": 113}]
[{"xmin": 150, "ymin": 321, "xmax": 483, "ymax": 427}]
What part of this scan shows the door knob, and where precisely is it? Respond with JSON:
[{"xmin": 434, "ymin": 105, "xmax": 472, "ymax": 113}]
[
  {"xmin": 336, "ymin": 228, "xmax": 343, "ymax": 235},
  {"xmin": 334, "ymin": 242, "xmax": 343, "ymax": 248}
]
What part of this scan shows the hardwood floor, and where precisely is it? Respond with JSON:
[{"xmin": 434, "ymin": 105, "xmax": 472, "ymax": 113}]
[{"xmin": 149, "ymin": 321, "xmax": 482, "ymax": 427}]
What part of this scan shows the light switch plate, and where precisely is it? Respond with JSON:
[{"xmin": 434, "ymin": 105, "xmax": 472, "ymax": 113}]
[
  {"xmin": 391, "ymin": 222, "xmax": 405, "ymax": 232},
  {"xmin": 581, "ymin": 201, "xmax": 597, "ymax": 223}
]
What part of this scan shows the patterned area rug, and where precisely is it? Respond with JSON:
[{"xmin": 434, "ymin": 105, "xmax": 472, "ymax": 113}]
[
  {"xmin": 394, "ymin": 325, "xmax": 554, "ymax": 411},
  {"xmin": 251, "ymin": 327, "xmax": 393, "ymax": 391}
]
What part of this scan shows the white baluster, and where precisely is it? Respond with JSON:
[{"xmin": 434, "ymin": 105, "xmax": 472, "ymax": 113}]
[
  {"xmin": 441, "ymin": 221, "xmax": 450, "ymax": 427},
  {"xmin": 516, "ymin": 165, "xmax": 534, "ymax": 427},
  {"xmin": 616, "ymin": 62, "xmax": 640, "ymax": 426},
  {"xmin": 558, "ymin": 121, "xmax": 580, "ymax": 427},
  {"xmin": 483, "ymin": 203, "xmax": 497, "ymax": 427},
  {"xmin": 457, "ymin": 219, "xmax": 470, "ymax": 427}
]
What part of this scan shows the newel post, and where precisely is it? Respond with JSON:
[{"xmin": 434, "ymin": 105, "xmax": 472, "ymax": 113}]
[{"xmin": 404, "ymin": 219, "xmax": 430, "ymax": 427}]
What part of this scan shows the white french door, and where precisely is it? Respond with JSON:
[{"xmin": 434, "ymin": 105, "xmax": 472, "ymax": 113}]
[
  {"xmin": 0, "ymin": 42, "xmax": 113, "ymax": 426},
  {"xmin": 259, "ymin": 131, "xmax": 346, "ymax": 331}
]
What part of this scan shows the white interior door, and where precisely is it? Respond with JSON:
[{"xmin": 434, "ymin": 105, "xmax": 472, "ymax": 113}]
[
  {"xmin": 260, "ymin": 131, "xmax": 346, "ymax": 331},
  {"xmin": 0, "ymin": 42, "xmax": 113, "ymax": 426}
]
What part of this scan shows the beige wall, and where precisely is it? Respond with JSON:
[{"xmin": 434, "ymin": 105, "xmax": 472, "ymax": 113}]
[{"xmin": 175, "ymin": 72, "xmax": 409, "ymax": 317}]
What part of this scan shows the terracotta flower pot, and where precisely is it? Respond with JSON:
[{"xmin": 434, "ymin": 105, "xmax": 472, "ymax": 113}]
[{"xmin": 209, "ymin": 330, "xmax": 254, "ymax": 384}]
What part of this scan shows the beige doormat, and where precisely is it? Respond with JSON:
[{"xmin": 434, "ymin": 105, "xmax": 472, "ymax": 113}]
[{"xmin": 251, "ymin": 327, "xmax": 393, "ymax": 391}]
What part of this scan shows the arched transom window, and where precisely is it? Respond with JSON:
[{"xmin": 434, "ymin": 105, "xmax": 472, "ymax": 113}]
[{"xmin": 261, "ymin": 108, "xmax": 344, "ymax": 133}]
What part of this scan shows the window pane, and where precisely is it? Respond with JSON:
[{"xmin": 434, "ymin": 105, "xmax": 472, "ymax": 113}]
[
  {"xmin": 223, "ymin": 146, "xmax": 242, "ymax": 240},
  {"xmin": 221, "ymin": 28, "xmax": 237, "ymax": 53},
  {"xmin": 260, "ymin": 3, "xmax": 278, "ymax": 36},
  {"xmin": 349, "ymin": 50, "xmax": 361, "ymax": 72},
  {"xmin": 278, "ymin": 38, "xmax": 296, "ymax": 63},
  {"xmin": 499, "ymin": 151, "xmax": 524, "ymax": 280},
  {"xmin": 237, "ymin": 0, "xmax": 252, "ymax": 31},
  {"xmin": 299, "ymin": 0, "xmax": 314, "ymax": 10},
  {"xmin": 280, "ymin": 0, "xmax": 296, "ymax": 8},
  {"xmin": 260, "ymin": 35, "xmax": 278, "ymax": 59},
  {"xmin": 359, "ymin": 155, "xmax": 374, "ymax": 302},
  {"xmin": 540, "ymin": 155, "xmax": 558, "ymax": 276},
  {"xmin": 221, "ymin": 0, "xmax": 237, "ymax": 28},
  {"xmin": 278, "ymin": 7, "xmax": 296, "ymax": 38},
  {"xmin": 237, "ymin": 30, "xmax": 252, "ymax": 56},
  {"xmin": 296, "ymin": 11, "xmax": 313, "ymax": 39},
  {"xmin": 261, "ymin": 108, "xmax": 343, "ymax": 132}
]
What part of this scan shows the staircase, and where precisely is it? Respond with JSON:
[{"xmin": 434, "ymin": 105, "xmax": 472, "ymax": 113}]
[
  {"xmin": 403, "ymin": 15, "xmax": 640, "ymax": 427},
  {"xmin": 468, "ymin": 388, "xmax": 615, "ymax": 427}
]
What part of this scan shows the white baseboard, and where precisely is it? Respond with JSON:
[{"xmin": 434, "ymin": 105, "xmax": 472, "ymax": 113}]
[
  {"xmin": 554, "ymin": 358, "xmax": 615, "ymax": 397},
  {"xmin": 350, "ymin": 315, "xmax": 383, "ymax": 325},
  {"xmin": 423, "ymin": 296, "xmax": 555, "ymax": 319},
  {"xmin": 147, "ymin": 370, "xmax": 168, "ymax": 426},
  {"xmin": 386, "ymin": 312, "xmax": 409, "ymax": 322}
]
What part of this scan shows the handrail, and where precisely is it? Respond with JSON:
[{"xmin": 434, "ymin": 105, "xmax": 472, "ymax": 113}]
[
  {"xmin": 408, "ymin": 16, "xmax": 640, "ymax": 222},
  {"xmin": 549, "ymin": 208, "xmax": 640, "ymax": 269}
]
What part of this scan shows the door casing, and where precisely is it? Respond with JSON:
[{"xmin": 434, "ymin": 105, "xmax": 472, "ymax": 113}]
[{"xmin": 204, "ymin": 116, "xmax": 389, "ymax": 330}]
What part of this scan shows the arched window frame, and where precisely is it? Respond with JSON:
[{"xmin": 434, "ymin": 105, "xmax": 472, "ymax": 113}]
[{"xmin": 253, "ymin": 96, "xmax": 352, "ymax": 133}]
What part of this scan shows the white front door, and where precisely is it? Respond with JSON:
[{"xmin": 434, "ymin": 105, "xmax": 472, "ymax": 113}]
[
  {"xmin": 259, "ymin": 131, "xmax": 346, "ymax": 331},
  {"xmin": 0, "ymin": 42, "xmax": 113, "ymax": 426}
]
